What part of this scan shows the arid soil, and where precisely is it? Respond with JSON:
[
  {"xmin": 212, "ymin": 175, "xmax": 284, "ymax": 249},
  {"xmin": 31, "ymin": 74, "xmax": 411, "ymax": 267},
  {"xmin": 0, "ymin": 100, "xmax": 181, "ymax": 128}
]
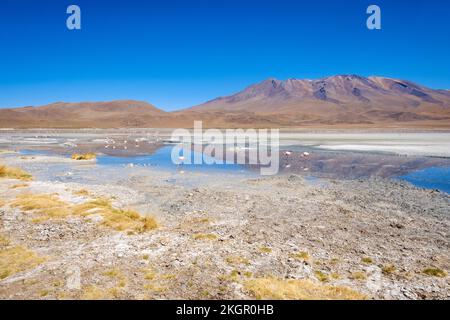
[{"xmin": 0, "ymin": 153, "xmax": 449, "ymax": 300}]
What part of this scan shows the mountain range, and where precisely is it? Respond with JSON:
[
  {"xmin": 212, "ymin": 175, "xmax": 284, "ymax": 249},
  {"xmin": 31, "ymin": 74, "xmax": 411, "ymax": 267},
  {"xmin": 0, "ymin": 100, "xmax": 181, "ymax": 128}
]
[{"xmin": 1, "ymin": 75, "xmax": 449, "ymax": 128}]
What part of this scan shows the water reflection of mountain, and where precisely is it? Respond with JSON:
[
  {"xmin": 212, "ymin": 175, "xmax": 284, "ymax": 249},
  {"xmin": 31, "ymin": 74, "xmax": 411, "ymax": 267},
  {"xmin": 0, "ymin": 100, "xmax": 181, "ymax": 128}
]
[
  {"xmin": 276, "ymin": 150, "xmax": 450, "ymax": 179},
  {"xmin": 8, "ymin": 137, "xmax": 450, "ymax": 182}
]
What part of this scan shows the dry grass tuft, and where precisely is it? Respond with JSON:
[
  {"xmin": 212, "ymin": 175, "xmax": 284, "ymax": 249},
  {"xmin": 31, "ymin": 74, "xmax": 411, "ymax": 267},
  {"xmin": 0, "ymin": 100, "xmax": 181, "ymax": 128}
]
[
  {"xmin": 71, "ymin": 153, "xmax": 96, "ymax": 161},
  {"xmin": 259, "ymin": 246, "xmax": 272, "ymax": 253},
  {"xmin": 103, "ymin": 268, "xmax": 122, "ymax": 278},
  {"xmin": 226, "ymin": 256, "xmax": 250, "ymax": 266},
  {"xmin": 11, "ymin": 194, "xmax": 72, "ymax": 221},
  {"xmin": 144, "ymin": 268, "xmax": 157, "ymax": 280},
  {"xmin": 144, "ymin": 283, "xmax": 166, "ymax": 292},
  {"xmin": 361, "ymin": 257, "xmax": 373, "ymax": 264},
  {"xmin": 422, "ymin": 268, "xmax": 447, "ymax": 278},
  {"xmin": 0, "ymin": 234, "xmax": 10, "ymax": 247},
  {"xmin": 0, "ymin": 165, "xmax": 32, "ymax": 181},
  {"xmin": 73, "ymin": 189, "xmax": 90, "ymax": 196},
  {"xmin": 193, "ymin": 233, "xmax": 218, "ymax": 241},
  {"xmin": 290, "ymin": 251, "xmax": 310, "ymax": 261},
  {"xmin": 39, "ymin": 290, "xmax": 50, "ymax": 297},
  {"xmin": 381, "ymin": 264, "xmax": 396, "ymax": 275},
  {"xmin": 0, "ymin": 245, "xmax": 46, "ymax": 280},
  {"xmin": 73, "ymin": 198, "xmax": 158, "ymax": 233},
  {"xmin": 142, "ymin": 267, "xmax": 174, "ymax": 293},
  {"xmin": 12, "ymin": 194, "xmax": 158, "ymax": 233},
  {"xmin": 10, "ymin": 183, "xmax": 29, "ymax": 189},
  {"xmin": 244, "ymin": 277, "xmax": 366, "ymax": 300},
  {"xmin": 219, "ymin": 269, "xmax": 250, "ymax": 282},
  {"xmin": 192, "ymin": 217, "xmax": 211, "ymax": 224},
  {"xmin": 103, "ymin": 268, "xmax": 127, "ymax": 289},
  {"xmin": 79, "ymin": 198, "xmax": 158, "ymax": 232},
  {"xmin": 81, "ymin": 286, "xmax": 108, "ymax": 300},
  {"xmin": 350, "ymin": 271, "xmax": 367, "ymax": 281},
  {"xmin": 314, "ymin": 271, "xmax": 329, "ymax": 282},
  {"xmin": 330, "ymin": 273, "xmax": 341, "ymax": 280}
]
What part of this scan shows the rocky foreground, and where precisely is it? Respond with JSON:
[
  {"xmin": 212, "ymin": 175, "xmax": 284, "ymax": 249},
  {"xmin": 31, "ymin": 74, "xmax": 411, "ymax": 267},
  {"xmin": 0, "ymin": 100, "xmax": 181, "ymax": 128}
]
[{"xmin": 0, "ymin": 154, "xmax": 449, "ymax": 300}]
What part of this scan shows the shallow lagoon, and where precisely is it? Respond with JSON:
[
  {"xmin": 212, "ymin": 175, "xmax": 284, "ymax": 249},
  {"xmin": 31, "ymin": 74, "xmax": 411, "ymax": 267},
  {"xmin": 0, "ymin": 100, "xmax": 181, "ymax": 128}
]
[
  {"xmin": 2, "ymin": 130, "xmax": 449, "ymax": 193},
  {"xmin": 16, "ymin": 145, "xmax": 450, "ymax": 194},
  {"xmin": 399, "ymin": 167, "xmax": 450, "ymax": 193}
]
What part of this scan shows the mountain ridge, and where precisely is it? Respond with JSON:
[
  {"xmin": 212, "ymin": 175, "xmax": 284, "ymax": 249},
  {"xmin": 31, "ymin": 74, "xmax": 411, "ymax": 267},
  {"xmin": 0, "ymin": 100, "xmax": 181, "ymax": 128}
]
[
  {"xmin": 1, "ymin": 75, "xmax": 450, "ymax": 128},
  {"xmin": 191, "ymin": 75, "xmax": 449, "ymax": 111}
]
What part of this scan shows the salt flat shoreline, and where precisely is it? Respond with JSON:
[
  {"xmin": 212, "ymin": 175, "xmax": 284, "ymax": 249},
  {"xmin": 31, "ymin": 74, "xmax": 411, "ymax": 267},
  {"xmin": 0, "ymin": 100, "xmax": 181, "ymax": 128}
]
[
  {"xmin": 0, "ymin": 153, "xmax": 449, "ymax": 300},
  {"xmin": 1, "ymin": 130, "xmax": 450, "ymax": 157},
  {"xmin": 2, "ymin": 128, "xmax": 450, "ymax": 133}
]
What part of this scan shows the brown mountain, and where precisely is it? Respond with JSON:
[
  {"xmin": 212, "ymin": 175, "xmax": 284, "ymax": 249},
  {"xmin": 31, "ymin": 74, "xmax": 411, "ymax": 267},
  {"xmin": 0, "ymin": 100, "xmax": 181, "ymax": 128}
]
[
  {"xmin": 1, "ymin": 76, "xmax": 449, "ymax": 128},
  {"xmin": 187, "ymin": 75, "xmax": 450, "ymax": 127},
  {"xmin": 0, "ymin": 100, "xmax": 169, "ymax": 128}
]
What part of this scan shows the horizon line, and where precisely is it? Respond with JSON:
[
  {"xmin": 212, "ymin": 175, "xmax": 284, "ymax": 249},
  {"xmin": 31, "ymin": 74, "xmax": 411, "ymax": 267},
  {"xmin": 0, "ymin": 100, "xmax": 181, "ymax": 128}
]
[{"xmin": 2, "ymin": 74, "xmax": 449, "ymax": 111}]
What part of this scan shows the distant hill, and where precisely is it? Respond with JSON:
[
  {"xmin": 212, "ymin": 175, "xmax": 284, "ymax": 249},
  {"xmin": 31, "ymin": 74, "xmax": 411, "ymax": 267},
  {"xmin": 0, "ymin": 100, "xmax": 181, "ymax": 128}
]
[
  {"xmin": 1, "ymin": 76, "xmax": 450, "ymax": 128},
  {"xmin": 0, "ymin": 100, "xmax": 168, "ymax": 128}
]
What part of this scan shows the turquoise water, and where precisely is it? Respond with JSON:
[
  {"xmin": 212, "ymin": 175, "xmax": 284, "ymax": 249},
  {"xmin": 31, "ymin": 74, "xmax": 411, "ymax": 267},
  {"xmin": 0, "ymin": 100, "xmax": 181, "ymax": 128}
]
[{"xmin": 399, "ymin": 166, "xmax": 450, "ymax": 193}]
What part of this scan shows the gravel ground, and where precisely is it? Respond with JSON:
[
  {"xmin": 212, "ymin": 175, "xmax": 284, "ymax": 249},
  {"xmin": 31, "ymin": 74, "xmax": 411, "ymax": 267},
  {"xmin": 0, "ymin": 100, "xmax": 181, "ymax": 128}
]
[{"xmin": 0, "ymin": 154, "xmax": 449, "ymax": 300}]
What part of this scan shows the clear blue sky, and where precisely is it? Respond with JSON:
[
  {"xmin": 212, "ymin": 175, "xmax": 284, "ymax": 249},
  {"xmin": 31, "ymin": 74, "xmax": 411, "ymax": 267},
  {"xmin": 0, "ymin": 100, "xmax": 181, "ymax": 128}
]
[{"xmin": 0, "ymin": 0, "xmax": 449, "ymax": 110}]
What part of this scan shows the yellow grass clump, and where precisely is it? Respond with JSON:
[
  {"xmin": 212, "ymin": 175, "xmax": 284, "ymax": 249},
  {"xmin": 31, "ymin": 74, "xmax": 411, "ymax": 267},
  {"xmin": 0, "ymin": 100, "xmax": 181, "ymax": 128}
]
[
  {"xmin": 81, "ymin": 285, "xmax": 109, "ymax": 300},
  {"xmin": 143, "ymin": 268, "xmax": 157, "ymax": 280},
  {"xmin": 381, "ymin": 264, "xmax": 396, "ymax": 275},
  {"xmin": 71, "ymin": 153, "xmax": 96, "ymax": 161},
  {"xmin": 290, "ymin": 251, "xmax": 310, "ymax": 261},
  {"xmin": 103, "ymin": 268, "xmax": 127, "ymax": 288},
  {"xmin": 73, "ymin": 189, "xmax": 90, "ymax": 196},
  {"xmin": 226, "ymin": 256, "xmax": 250, "ymax": 266},
  {"xmin": 0, "ymin": 165, "xmax": 32, "ymax": 181},
  {"xmin": 39, "ymin": 290, "xmax": 50, "ymax": 297},
  {"xmin": 142, "ymin": 267, "xmax": 174, "ymax": 293},
  {"xmin": 331, "ymin": 273, "xmax": 341, "ymax": 280},
  {"xmin": 422, "ymin": 268, "xmax": 447, "ymax": 278},
  {"xmin": 0, "ymin": 234, "xmax": 10, "ymax": 247},
  {"xmin": 193, "ymin": 233, "xmax": 218, "ymax": 240},
  {"xmin": 11, "ymin": 194, "xmax": 72, "ymax": 221},
  {"xmin": 73, "ymin": 198, "xmax": 158, "ymax": 233},
  {"xmin": 244, "ymin": 277, "xmax": 367, "ymax": 300},
  {"xmin": 191, "ymin": 217, "xmax": 210, "ymax": 224},
  {"xmin": 350, "ymin": 271, "xmax": 367, "ymax": 281},
  {"xmin": 259, "ymin": 246, "xmax": 272, "ymax": 253},
  {"xmin": 0, "ymin": 245, "xmax": 46, "ymax": 280},
  {"xmin": 11, "ymin": 193, "xmax": 158, "ymax": 233},
  {"xmin": 361, "ymin": 257, "xmax": 373, "ymax": 264},
  {"xmin": 314, "ymin": 271, "xmax": 329, "ymax": 282},
  {"xmin": 10, "ymin": 183, "xmax": 29, "ymax": 189}
]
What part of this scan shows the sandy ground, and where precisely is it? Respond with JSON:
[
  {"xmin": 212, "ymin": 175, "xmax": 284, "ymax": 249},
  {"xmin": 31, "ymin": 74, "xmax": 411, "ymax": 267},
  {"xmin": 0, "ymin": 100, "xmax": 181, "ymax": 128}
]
[{"xmin": 0, "ymin": 153, "xmax": 449, "ymax": 300}]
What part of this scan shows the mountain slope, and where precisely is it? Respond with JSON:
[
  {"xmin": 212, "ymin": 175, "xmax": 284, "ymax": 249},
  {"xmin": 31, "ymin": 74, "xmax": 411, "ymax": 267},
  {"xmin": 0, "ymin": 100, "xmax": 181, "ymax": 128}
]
[
  {"xmin": 0, "ymin": 100, "xmax": 169, "ymax": 128},
  {"xmin": 189, "ymin": 75, "xmax": 450, "ymax": 125},
  {"xmin": 1, "ymin": 76, "xmax": 449, "ymax": 128}
]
